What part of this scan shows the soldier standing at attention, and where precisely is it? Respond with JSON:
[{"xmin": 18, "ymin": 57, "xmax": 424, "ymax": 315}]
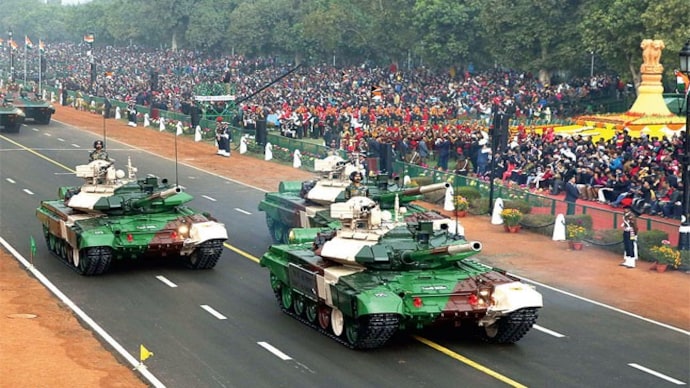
[
  {"xmin": 89, "ymin": 140, "xmax": 110, "ymax": 162},
  {"xmin": 621, "ymin": 209, "xmax": 639, "ymax": 268},
  {"xmin": 345, "ymin": 171, "xmax": 369, "ymax": 199}
]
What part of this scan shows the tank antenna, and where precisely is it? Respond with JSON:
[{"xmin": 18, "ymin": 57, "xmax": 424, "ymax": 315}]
[
  {"xmin": 174, "ymin": 129, "xmax": 179, "ymax": 187},
  {"xmin": 102, "ymin": 107, "xmax": 107, "ymax": 149}
]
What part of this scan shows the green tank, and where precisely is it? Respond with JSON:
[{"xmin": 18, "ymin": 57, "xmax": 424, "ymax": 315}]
[
  {"xmin": 258, "ymin": 155, "xmax": 460, "ymax": 243},
  {"xmin": 0, "ymin": 105, "xmax": 25, "ymax": 132},
  {"xmin": 36, "ymin": 158, "xmax": 228, "ymax": 275},
  {"xmin": 6, "ymin": 91, "xmax": 55, "ymax": 124},
  {"xmin": 260, "ymin": 196, "xmax": 543, "ymax": 349}
]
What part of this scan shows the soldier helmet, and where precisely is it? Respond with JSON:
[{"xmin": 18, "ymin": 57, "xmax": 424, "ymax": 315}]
[{"xmin": 94, "ymin": 140, "xmax": 104, "ymax": 148}]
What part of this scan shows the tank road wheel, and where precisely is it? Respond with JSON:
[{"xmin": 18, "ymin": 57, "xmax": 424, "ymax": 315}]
[
  {"xmin": 48, "ymin": 234, "xmax": 57, "ymax": 253},
  {"xmin": 305, "ymin": 301, "xmax": 318, "ymax": 323},
  {"xmin": 330, "ymin": 308, "xmax": 344, "ymax": 336},
  {"xmin": 42, "ymin": 225, "xmax": 50, "ymax": 245},
  {"xmin": 478, "ymin": 308, "xmax": 540, "ymax": 344},
  {"xmin": 344, "ymin": 318, "xmax": 361, "ymax": 346},
  {"xmin": 293, "ymin": 294, "xmax": 306, "ymax": 317},
  {"xmin": 317, "ymin": 306, "xmax": 331, "ymax": 330},
  {"xmin": 281, "ymin": 286, "xmax": 293, "ymax": 310}
]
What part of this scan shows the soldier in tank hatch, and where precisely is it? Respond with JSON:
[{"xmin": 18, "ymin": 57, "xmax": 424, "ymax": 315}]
[
  {"xmin": 89, "ymin": 140, "xmax": 110, "ymax": 162},
  {"xmin": 345, "ymin": 171, "xmax": 369, "ymax": 199}
]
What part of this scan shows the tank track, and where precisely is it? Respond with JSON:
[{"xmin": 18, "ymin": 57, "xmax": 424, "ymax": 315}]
[
  {"xmin": 479, "ymin": 307, "xmax": 539, "ymax": 344},
  {"xmin": 187, "ymin": 239, "xmax": 224, "ymax": 269},
  {"xmin": 80, "ymin": 247, "xmax": 113, "ymax": 276},
  {"xmin": 273, "ymin": 289, "xmax": 399, "ymax": 349}
]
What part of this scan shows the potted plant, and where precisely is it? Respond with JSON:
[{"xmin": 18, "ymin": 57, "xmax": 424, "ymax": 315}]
[
  {"xmin": 500, "ymin": 208, "xmax": 523, "ymax": 232},
  {"xmin": 566, "ymin": 223, "xmax": 588, "ymax": 250},
  {"xmin": 454, "ymin": 196, "xmax": 469, "ymax": 217},
  {"xmin": 650, "ymin": 241, "xmax": 681, "ymax": 272}
]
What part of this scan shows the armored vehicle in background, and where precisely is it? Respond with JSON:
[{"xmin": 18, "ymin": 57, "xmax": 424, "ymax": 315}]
[
  {"xmin": 258, "ymin": 155, "xmax": 460, "ymax": 243},
  {"xmin": 36, "ymin": 158, "xmax": 228, "ymax": 275},
  {"xmin": 260, "ymin": 196, "xmax": 543, "ymax": 349},
  {"xmin": 0, "ymin": 105, "xmax": 25, "ymax": 132},
  {"xmin": 6, "ymin": 91, "xmax": 55, "ymax": 124}
]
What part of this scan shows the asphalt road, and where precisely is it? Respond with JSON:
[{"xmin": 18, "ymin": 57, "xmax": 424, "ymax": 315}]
[{"xmin": 1, "ymin": 120, "xmax": 688, "ymax": 387}]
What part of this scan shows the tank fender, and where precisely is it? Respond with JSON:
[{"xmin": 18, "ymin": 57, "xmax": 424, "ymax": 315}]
[
  {"xmin": 259, "ymin": 249, "xmax": 291, "ymax": 284},
  {"xmin": 355, "ymin": 290, "xmax": 404, "ymax": 316},
  {"xmin": 488, "ymin": 281, "xmax": 543, "ymax": 314},
  {"xmin": 188, "ymin": 221, "xmax": 228, "ymax": 243},
  {"xmin": 78, "ymin": 230, "xmax": 115, "ymax": 248},
  {"xmin": 278, "ymin": 181, "xmax": 304, "ymax": 193}
]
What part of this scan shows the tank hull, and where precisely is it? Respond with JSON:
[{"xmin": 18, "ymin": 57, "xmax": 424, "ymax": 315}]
[
  {"xmin": 261, "ymin": 240, "xmax": 542, "ymax": 349},
  {"xmin": 0, "ymin": 106, "xmax": 25, "ymax": 132},
  {"xmin": 36, "ymin": 199, "xmax": 227, "ymax": 275}
]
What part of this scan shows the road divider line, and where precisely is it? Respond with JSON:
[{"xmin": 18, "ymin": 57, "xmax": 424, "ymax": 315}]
[
  {"xmin": 0, "ymin": 135, "xmax": 75, "ymax": 172},
  {"xmin": 257, "ymin": 342, "xmax": 292, "ymax": 361},
  {"xmin": 155, "ymin": 275, "xmax": 178, "ymax": 288},
  {"xmin": 6, "ymin": 178, "xmax": 16, "ymax": 184},
  {"xmin": 223, "ymin": 242, "xmax": 259, "ymax": 263},
  {"xmin": 628, "ymin": 363, "xmax": 686, "ymax": 385},
  {"xmin": 71, "ymin": 144, "xmax": 81, "ymax": 148},
  {"xmin": 413, "ymin": 336, "xmax": 527, "ymax": 387},
  {"xmin": 234, "ymin": 208, "xmax": 251, "ymax": 215},
  {"xmin": 200, "ymin": 305, "xmax": 227, "ymax": 320},
  {"xmin": 22, "ymin": 189, "xmax": 34, "ymax": 195},
  {"xmin": 57, "ymin": 138, "xmax": 65, "ymax": 142},
  {"xmin": 532, "ymin": 324, "xmax": 565, "ymax": 338},
  {"xmin": 32, "ymin": 128, "xmax": 39, "ymax": 132},
  {"xmin": 201, "ymin": 195, "xmax": 216, "ymax": 202}
]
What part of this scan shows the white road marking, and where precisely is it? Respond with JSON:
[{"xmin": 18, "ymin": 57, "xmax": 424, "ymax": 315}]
[
  {"xmin": 6, "ymin": 178, "xmax": 16, "ymax": 184},
  {"xmin": 32, "ymin": 127, "xmax": 39, "ymax": 132},
  {"xmin": 257, "ymin": 342, "xmax": 292, "ymax": 361},
  {"xmin": 200, "ymin": 305, "xmax": 227, "ymax": 320},
  {"xmin": 532, "ymin": 324, "xmax": 565, "ymax": 338},
  {"xmin": 0, "ymin": 237, "xmax": 166, "ymax": 387},
  {"xmin": 519, "ymin": 277, "xmax": 690, "ymax": 336},
  {"xmin": 43, "ymin": 132, "xmax": 52, "ymax": 137},
  {"xmin": 155, "ymin": 275, "xmax": 178, "ymax": 288},
  {"xmin": 22, "ymin": 189, "xmax": 34, "ymax": 195},
  {"xmin": 202, "ymin": 195, "xmax": 217, "ymax": 202},
  {"xmin": 628, "ymin": 363, "xmax": 686, "ymax": 385},
  {"xmin": 234, "ymin": 208, "xmax": 251, "ymax": 215},
  {"xmin": 57, "ymin": 138, "xmax": 65, "ymax": 142},
  {"xmin": 71, "ymin": 143, "xmax": 81, "ymax": 148}
]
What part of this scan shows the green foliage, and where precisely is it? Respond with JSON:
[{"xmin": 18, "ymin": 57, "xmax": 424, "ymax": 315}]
[
  {"xmin": 521, "ymin": 213, "xmax": 556, "ymax": 236},
  {"xmin": 502, "ymin": 199, "xmax": 532, "ymax": 215},
  {"xmin": 455, "ymin": 186, "xmax": 481, "ymax": 202}
]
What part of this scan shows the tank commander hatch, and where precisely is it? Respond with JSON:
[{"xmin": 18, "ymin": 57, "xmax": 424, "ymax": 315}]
[{"xmin": 345, "ymin": 171, "xmax": 369, "ymax": 199}]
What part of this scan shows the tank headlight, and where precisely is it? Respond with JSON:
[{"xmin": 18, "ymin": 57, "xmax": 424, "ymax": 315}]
[{"xmin": 178, "ymin": 224, "xmax": 189, "ymax": 236}]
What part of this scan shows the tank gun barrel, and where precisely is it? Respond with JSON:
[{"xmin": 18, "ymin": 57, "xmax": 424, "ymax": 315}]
[
  {"xmin": 401, "ymin": 241, "xmax": 482, "ymax": 264},
  {"xmin": 375, "ymin": 182, "xmax": 450, "ymax": 205},
  {"xmin": 132, "ymin": 187, "xmax": 181, "ymax": 209}
]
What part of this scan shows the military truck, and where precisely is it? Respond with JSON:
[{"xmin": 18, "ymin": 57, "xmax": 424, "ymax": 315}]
[
  {"xmin": 258, "ymin": 154, "xmax": 461, "ymax": 243},
  {"xmin": 260, "ymin": 196, "xmax": 543, "ymax": 349},
  {"xmin": 6, "ymin": 91, "xmax": 55, "ymax": 124},
  {"xmin": 36, "ymin": 158, "xmax": 228, "ymax": 275}
]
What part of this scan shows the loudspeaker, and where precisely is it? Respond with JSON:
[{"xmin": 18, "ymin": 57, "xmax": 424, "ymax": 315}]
[{"xmin": 256, "ymin": 119, "xmax": 267, "ymax": 146}]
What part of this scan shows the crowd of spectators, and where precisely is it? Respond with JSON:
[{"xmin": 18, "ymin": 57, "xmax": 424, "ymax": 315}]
[{"xmin": 11, "ymin": 42, "xmax": 680, "ymax": 219}]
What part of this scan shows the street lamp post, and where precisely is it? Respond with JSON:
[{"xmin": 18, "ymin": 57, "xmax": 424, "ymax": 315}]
[
  {"xmin": 677, "ymin": 40, "xmax": 690, "ymax": 250},
  {"xmin": 590, "ymin": 50, "xmax": 594, "ymax": 78},
  {"xmin": 8, "ymin": 29, "xmax": 13, "ymax": 82}
]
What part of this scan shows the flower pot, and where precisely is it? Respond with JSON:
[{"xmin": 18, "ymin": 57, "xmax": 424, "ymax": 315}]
[
  {"xmin": 655, "ymin": 263, "xmax": 668, "ymax": 273},
  {"xmin": 456, "ymin": 210, "xmax": 467, "ymax": 218},
  {"xmin": 568, "ymin": 241, "xmax": 583, "ymax": 250},
  {"xmin": 505, "ymin": 225, "xmax": 520, "ymax": 233}
]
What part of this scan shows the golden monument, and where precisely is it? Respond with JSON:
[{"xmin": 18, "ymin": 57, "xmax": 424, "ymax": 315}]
[{"xmin": 575, "ymin": 38, "xmax": 685, "ymax": 139}]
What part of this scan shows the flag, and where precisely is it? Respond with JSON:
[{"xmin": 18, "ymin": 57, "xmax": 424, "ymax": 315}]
[
  {"xmin": 39, "ymin": 39, "xmax": 45, "ymax": 54},
  {"xmin": 30, "ymin": 236, "xmax": 36, "ymax": 257},
  {"xmin": 675, "ymin": 69, "xmax": 690, "ymax": 97},
  {"xmin": 25, "ymin": 35, "xmax": 33, "ymax": 50},
  {"xmin": 9, "ymin": 39, "xmax": 17, "ymax": 50},
  {"xmin": 139, "ymin": 344, "xmax": 154, "ymax": 362},
  {"xmin": 83, "ymin": 33, "xmax": 94, "ymax": 44}
]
